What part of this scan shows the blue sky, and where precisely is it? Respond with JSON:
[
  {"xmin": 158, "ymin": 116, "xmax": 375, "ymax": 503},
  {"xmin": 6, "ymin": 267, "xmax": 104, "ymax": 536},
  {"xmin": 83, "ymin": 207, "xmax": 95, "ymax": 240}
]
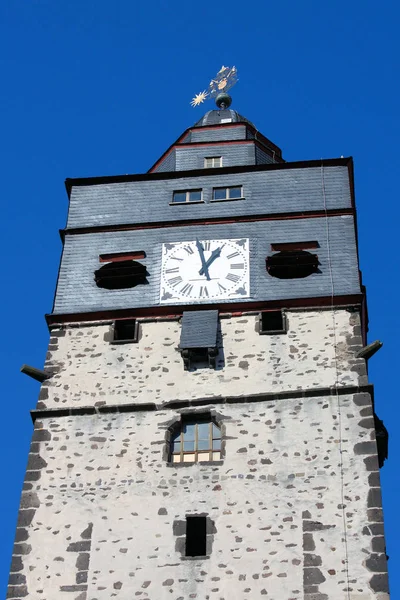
[{"xmin": 0, "ymin": 0, "xmax": 399, "ymax": 595}]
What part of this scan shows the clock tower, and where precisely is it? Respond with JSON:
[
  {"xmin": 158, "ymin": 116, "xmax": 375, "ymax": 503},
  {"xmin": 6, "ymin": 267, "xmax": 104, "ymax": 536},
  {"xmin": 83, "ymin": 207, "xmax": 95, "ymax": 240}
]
[{"xmin": 7, "ymin": 73, "xmax": 390, "ymax": 599}]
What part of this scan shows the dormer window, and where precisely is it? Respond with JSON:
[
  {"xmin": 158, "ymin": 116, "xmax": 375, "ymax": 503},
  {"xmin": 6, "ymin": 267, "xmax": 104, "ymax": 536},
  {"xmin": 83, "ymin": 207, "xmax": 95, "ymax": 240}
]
[
  {"xmin": 212, "ymin": 186, "xmax": 243, "ymax": 201},
  {"xmin": 172, "ymin": 189, "xmax": 202, "ymax": 204},
  {"xmin": 204, "ymin": 157, "xmax": 222, "ymax": 168}
]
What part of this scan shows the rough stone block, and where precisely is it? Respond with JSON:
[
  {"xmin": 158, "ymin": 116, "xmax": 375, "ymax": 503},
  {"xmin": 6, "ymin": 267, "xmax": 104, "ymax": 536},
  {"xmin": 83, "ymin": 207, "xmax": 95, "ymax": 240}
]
[
  {"xmin": 372, "ymin": 537, "xmax": 386, "ymax": 553},
  {"xmin": 368, "ymin": 488, "xmax": 382, "ymax": 508},
  {"xmin": 16, "ymin": 510, "xmax": 35, "ymax": 528},
  {"xmin": 303, "ymin": 534, "xmax": 316, "ymax": 551},
  {"xmin": 76, "ymin": 553, "xmax": 90, "ymax": 571},
  {"xmin": 303, "ymin": 567, "xmax": 326, "ymax": 585},
  {"xmin": 26, "ymin": 454, "xmax": 47, "ymax": 471},
  {"xmin": 354, "ymin": 441, "xmax": 376, "ymax": 455},
  {"xmin": 366, "ymin": 553, "xmax": 388, "ymax": 572},
  {"xmin": 369, "ymin": 573, "xmax": 389, "ymax": 593},
  {"xmin": 7, "ymin": 573, "xmax": 26, "ymax": 586},
  {"xmin": 304, "ymin": 553, "xmax": 322, "ymax": 567},
  {"xmin": 6, "ymin": 584, "xmax": 28, "ymax": 598}
]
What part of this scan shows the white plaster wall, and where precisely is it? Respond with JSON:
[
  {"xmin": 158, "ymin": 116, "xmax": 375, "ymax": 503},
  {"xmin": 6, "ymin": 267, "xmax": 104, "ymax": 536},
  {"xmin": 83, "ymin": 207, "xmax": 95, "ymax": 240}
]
[
  {"xmin": 41, "ymin": 310, "xmax": 364, "ymax": 410},
  {"xmin": 18, "ymin": 394, "xmax": 386, "ymax": 599}
]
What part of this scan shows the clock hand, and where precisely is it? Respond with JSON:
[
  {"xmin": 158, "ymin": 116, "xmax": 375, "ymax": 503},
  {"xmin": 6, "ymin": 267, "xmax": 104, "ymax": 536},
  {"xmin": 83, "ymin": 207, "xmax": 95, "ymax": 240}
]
[
  {"xmin": 199, "ymin": 244, "xmax": 225, "ymax": 276},
  {"xmin": 195, "ymin": 239, "xmax": 211, "ymax": 280}
]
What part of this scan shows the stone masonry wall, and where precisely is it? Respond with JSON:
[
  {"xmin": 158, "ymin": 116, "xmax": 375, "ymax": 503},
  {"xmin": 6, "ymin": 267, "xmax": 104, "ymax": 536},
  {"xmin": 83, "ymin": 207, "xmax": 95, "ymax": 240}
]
[
  {"xmin": 7, "ymin": 393, "xmax": 388, "ymax": 600},
  {"xmin": 39, "ymin": 309, "xmax": 366, "ymax": 410}
]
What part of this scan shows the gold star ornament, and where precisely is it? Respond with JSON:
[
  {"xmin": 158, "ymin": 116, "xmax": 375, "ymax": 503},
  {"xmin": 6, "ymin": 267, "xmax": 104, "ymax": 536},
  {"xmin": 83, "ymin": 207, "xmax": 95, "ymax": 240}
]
[
  {"xmin": 190, "ymin": 90, "xmax": 209, "ymax": 107},
  {"xmin": 190, "ymin": 66, "xmax": 238, "ymax": 107}
]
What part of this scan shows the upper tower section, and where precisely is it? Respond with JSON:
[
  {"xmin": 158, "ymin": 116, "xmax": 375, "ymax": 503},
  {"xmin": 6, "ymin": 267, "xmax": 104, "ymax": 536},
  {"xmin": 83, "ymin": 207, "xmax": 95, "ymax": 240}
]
[
  {"xmin": 150, "ymin": 65, "xmax": 283, "ymax": 173},
  {"xmin": 149, "ymin": 107, "xmax": 283, "ymax": 173},
  {"xmin": 52, "ymin": 68, "xmax": 360, "ymax": 321}
]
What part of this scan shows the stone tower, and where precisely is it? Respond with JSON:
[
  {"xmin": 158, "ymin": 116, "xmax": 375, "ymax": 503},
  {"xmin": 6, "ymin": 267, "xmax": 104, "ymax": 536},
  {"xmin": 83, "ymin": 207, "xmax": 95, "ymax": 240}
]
[{"xmin": 7, "ymin": 96, "xmax": 389, "ymax": 600}]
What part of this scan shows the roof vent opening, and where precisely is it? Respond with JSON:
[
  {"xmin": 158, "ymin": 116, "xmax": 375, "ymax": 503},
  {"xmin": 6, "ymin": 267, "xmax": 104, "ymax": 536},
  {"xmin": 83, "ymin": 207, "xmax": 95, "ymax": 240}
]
[
  {"xmin": 94, "ymin": 260, "xmax": 148, "ymax": 290},
  {"xmin": 266, "ymin": 251, "xmax": 319, "ymax": 279}
]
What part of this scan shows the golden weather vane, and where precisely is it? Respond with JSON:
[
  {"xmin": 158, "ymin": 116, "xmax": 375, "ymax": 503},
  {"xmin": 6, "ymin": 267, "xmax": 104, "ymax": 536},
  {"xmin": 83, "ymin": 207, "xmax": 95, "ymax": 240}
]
[{"xmin": 191, "ymin": 66, "xmax": 238, "ymax": 108}]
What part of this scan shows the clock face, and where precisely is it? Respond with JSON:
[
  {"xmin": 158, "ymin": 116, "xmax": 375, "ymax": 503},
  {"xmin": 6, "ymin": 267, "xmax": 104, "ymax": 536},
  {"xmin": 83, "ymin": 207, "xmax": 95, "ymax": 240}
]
[{"xmin": 160, "ymin": 238, "xmax": 250, "ymax": 303}]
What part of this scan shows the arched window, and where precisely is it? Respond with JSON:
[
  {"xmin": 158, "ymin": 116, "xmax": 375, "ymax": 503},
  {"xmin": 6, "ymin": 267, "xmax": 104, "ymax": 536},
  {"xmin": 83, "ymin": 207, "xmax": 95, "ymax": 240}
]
[{"xmin": 170, "ymin": 419, "xmax": 221, "ymax": 464}]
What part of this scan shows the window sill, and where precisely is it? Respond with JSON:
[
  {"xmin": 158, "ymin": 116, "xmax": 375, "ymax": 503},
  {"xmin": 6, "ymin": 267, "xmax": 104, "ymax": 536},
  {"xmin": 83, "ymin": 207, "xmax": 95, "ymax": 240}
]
[
  {"xmin": 110, "ymin": 339, "xmax": 139, "ymax": 344},
  {"xmin": 210, "ymin": 197, "xmax": 245, "ymax": 203},
  {"xmin": 181, "ymin": 555, "xmax": 210, "ymax": 561},
  {"xmin": 169, "ymin": 201, "xmax": 205, "ymax": 206},
  {"xmin": 259, "ymin": 330, "xmax": 287, "ymax": 336},
  {"xmin": 167, "ymin": 460, "xmax": 223, "ymax": 468}
]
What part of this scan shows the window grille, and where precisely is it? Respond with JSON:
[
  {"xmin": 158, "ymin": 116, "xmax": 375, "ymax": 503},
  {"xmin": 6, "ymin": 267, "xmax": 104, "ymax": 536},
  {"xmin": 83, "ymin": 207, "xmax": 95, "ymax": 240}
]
[
  {"xmin": 171, "ymin": 420, "xmax": 221, "ymax": 463},
  {"xmin": 204, "ymin": 157, "xmax": 222, "ymax": 168}
]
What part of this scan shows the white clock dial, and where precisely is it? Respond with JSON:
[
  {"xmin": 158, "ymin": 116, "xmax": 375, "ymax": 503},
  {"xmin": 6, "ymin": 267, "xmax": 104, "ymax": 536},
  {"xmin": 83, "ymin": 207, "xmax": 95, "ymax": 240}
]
[{"xmin": 160, "ymin": 238, "xmax": 250, "ymax": 303}]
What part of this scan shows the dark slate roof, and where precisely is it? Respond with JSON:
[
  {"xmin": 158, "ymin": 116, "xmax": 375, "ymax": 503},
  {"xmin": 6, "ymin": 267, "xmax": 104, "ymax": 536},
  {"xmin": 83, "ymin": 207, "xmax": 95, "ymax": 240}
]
[
  {"xmin": 194, "ymin": 109, "xmax": 255, "ymax": 128},
  {"xmin": 53, "ymin": 215, "xmax": 360, "ymax": 314},
  {"xmin": 66, "ymin": 164, "xmax": 352, "ymax": 230},
  {"xmin": 179, "ymin": 310, "xmax": 219, "ymax": 349}
]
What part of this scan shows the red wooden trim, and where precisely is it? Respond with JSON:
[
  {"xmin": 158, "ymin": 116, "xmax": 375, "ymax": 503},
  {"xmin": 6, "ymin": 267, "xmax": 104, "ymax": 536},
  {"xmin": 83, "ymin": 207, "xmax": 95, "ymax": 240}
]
[
  {"xmin": 46, "ymin": 294, "xmax": 363, "ymax": 327},
  {"xmin": 188, "ymin": 123, "xmax": 244, "ymax": 132},
  {"xmin": 99, "ymin": 251, "xmax": 146, "ymax": 263},
  {"xmin": 62, "ymin": 208, "xmax": 354, "ymax": 238},
  {"xmin": 271, "ymin": 241, "xmax": 319, "ymax": 251}
]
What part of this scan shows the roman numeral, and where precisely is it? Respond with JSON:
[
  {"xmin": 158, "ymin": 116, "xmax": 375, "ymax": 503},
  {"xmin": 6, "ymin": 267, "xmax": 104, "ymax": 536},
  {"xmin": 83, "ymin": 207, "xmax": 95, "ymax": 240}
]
[
  {"xmin": 230, "ymin": 263, "xmax": 244, "ymax": 270},
  {"xmin": 170, "ymin": 256, "xmax": 183, "ymax": 261},
  {"xmin": 168, "ymin": 276, "xmax": 183, "ymax": 287},
  {"xmin": 203, "ymin": 241, "xmax": 211, "ymax": 251},
  {"xmin": 184, "ymin": 246, "xmax": 194, "ymax": 255},
  {"xmin": 199, "ymin": 286, "xmax": 209, "ymax": 298},
  {"xmin": 227, "ymin": 251, "xmax": 240, "ymax": 259},
  {"xmin": 226, "ymin": 273, "xmax": 240, "ymax": 283},
  {"xmin": 217, "ymin": 283, "xmax": 226, "ymax": 293},
  {"xmin": 181, "ymin": 283, "xmax": 193, "ymax": 296},
  {"xmin": 166, "ymin": 267, "xmax": 179, "ymax": 273}
]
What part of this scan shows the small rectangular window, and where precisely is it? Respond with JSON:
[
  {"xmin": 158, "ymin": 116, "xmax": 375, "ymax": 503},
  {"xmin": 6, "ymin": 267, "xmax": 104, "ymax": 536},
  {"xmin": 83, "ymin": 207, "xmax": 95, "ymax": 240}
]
[
  {"xmin": 172, "ymin": 189, "xmax": 202, "ymax": 204},
  {"xmin": 204, "ymin": 157, "xmax": 222, "ymax": 168},
  {"xmin": 186, "ymin": 516, "xmax": 207, "ymax": 557},
  {"xmin": 212, "ymin": 186, "xmax": 243, "ymax": 201},
  {"xmin": 259, "ymin": 310, "xmax": 287, "ymax": 335},
  {"xmin": 112, "ymin": 319, "xmax": 139, "ymax": 344}
]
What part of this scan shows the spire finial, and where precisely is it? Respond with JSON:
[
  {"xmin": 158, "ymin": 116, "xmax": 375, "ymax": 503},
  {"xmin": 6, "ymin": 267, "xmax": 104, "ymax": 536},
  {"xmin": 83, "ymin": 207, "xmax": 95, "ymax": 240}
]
[{"xmin": 191, "ymin": 66, "xmax": 238, "ymax": 108}]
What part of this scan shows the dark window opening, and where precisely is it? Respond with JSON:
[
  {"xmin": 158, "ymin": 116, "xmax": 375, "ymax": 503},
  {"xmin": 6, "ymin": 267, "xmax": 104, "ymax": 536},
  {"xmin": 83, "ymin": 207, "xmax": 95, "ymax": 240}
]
[
  {"xmin": 185, "ymin": 516, "xmax": 207, "ymax": 557},
  {"xmin": 189, "ymin": 348, "xmax": 209, "ymax": 363},
  {"xmin": 95, "ymin": 260, "xmax": 148, "ymax": 290},
  {"xmin": 271, "ymin": 241, "xmax": 319, "ymax": 252},
  {"xmin": 259, "ymin": 310, "xmax": 287, "ymax": 335},
  {"xmin": 99, "ymin": 251, "xmax": 146, "ymax": 263},
  {"xmin": 374, "ymin": 414, "xmax": 388, "ymax": 468},
  {"xmin": 266, "ymin": 251, "xmax": 319, "ymax": 279},
  {"xmin": 112, "ymin": 319, "xmax": 139, "ymax": 344}
]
